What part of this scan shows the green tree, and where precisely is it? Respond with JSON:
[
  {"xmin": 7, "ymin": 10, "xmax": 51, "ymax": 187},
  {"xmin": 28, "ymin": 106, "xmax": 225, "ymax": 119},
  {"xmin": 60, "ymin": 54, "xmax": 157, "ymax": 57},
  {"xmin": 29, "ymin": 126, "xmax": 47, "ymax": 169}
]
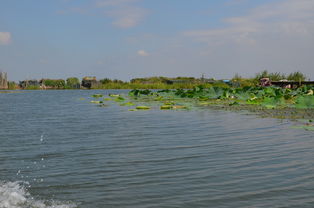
[
  {"xmin": 287, "ymin": 71, "xmax": 306, "ymax": 81},
  {"xmin": 66, "ymin": 77, "xmax": 80, "ymax": 88},
  {"xmin": 254, "ymin": 70, "xmax": 286, "ymax": 81},
  {"xmin": 254, "ymin": 70, "xmax": 270, "ymax": 81},
  {"xmin": 43, "ymin": 79, "xmax": 66, "ymax": 89},
  {"xmin": 100, "ymin": 78, "xmax": 112, "ymax": 85},
  {"xmin": 268, "ymin": 72, "xmax": 286, "ymax": 81}
]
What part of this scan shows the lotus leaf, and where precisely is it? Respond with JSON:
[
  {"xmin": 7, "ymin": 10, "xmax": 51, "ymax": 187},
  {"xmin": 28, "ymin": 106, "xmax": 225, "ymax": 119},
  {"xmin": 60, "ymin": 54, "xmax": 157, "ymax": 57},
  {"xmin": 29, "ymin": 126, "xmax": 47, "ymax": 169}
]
[
  {"xmin": 90, "ymin": 100, "xmax": 103, "ymax": 104},
  {"xmin": 160, "ymin": 105, "xmax": 173, "ymax": 110},
  {"xmin": 128, "ymin": 109, "xmax": 138, "ymax": 111},
  {"xmin": 136, "ymin": 106, "xmax": 150, "ymax": 110},
  {"xmin": 92, "ymin": 94, "xmax": 103, "ymax": 98},
  {"xmin": 291, "ymin": 125, "xmax": 314, "ymax": 131},
  {"xmin": 109, "ymin": 94, "xmax": 120, "ymax": 97},
  {"xmin": 120, "ymin": 102, "xmax": 134, "ymax": 106},
  {"xmin": 295, "ymin": 96, "xmax": 314, "ymax": 109},
  {"xmin": 114, "ymin": 96, "xmax": 125, "ymax": 102}
]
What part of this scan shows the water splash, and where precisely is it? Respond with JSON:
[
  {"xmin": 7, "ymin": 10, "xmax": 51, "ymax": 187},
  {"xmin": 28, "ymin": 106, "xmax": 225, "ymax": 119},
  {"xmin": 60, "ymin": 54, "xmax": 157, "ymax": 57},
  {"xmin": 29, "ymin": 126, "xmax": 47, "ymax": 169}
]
[
  {"xmin": 40, "ymin": 134, "xmax": 44, "ymax": 142},
  {"xmin": 0, "ymin": 181, "xmax": 77, "ymax": 208}
]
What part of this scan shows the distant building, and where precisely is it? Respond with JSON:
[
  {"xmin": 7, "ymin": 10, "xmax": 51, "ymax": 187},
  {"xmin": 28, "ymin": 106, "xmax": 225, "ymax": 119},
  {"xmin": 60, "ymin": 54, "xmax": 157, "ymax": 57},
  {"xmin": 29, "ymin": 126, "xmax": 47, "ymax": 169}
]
[
  {"xmin": 19, "ymin": 80, "xmax": 40, "ymax": 89},
  {"xmin": 81, "ymin": 76, "xmax": 100, "ymax": 89},
  {"xmin": 260, "ymin": 78, "xmax": 271, "ymax": 87},
  {"xmin": 0, "ymin": 72, "xmax": 8, "ymax": 89}
]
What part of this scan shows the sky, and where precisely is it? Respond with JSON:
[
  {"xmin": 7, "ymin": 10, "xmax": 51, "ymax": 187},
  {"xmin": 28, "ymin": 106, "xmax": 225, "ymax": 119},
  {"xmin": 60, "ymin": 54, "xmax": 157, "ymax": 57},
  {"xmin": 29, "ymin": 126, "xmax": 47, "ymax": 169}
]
[{"xmin": 0, "ymin": 0, "xmax": 314, "ymax": 81}]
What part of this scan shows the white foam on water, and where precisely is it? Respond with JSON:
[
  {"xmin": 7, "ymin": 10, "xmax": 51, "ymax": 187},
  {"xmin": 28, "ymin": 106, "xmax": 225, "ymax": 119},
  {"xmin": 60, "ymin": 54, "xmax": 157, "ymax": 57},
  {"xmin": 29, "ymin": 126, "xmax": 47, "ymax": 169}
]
[{"xmin": 0, "ymin": 181, "xmax": 77, "ymax": 208}]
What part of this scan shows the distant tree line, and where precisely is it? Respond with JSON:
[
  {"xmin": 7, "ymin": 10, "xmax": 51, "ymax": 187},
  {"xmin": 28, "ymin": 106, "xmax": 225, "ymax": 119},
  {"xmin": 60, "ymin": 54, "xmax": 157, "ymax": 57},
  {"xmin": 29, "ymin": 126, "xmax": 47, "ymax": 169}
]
[
  {"xmin": 231, "ymin": 71, "xmax": 308, "ymax": 87},
  {"xmin": 2, "ymin": 70, "xmax": 310, "ymax": 90},
  {"xmin": 253, "ymin": 70, "xmax": 307, "ymax": 82}
]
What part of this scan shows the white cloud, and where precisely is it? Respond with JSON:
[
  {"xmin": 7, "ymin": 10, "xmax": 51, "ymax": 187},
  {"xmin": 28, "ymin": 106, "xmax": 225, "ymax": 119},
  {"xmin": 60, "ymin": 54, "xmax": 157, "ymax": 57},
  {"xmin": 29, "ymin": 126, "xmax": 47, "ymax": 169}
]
[
  {"xmin": 0, "ymin": 32, "xmax": 11, "ymax": 45},
  {"xmin": 137, "ymin": 50, "xmax": 149, "ymax": 56},
  {"xmin": 184, "ymin": 0, "xmax": 314, "ymax": 45},
  {"xmin": 96, "ymin": 0, "xmax": 148, "ymax": 28},
  {"xmin": 106, "ymin": 6, "xmax": 148, "ymax": 28},
  {"xmin": 179, "ymin": 0, "xmax": 314, "ymax": 79},
  {"xmin": 59, "ymin": 0, "xmax": 147, "ymax": 28}
]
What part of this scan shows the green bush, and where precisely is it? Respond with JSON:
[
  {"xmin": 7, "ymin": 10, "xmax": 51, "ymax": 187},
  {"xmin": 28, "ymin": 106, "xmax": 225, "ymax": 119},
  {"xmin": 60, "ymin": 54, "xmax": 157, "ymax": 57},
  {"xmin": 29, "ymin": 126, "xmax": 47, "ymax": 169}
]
[
  {"xmin": 43, "ymin": 79, "xmax": 66, "ymax": 89},
  {"xmin": 66, "ymin": 77, "xmax": 80, "ymax": 89},
  {"xmin": 8, "ymin": 81, "xmax": 17, "ymax": 90}
]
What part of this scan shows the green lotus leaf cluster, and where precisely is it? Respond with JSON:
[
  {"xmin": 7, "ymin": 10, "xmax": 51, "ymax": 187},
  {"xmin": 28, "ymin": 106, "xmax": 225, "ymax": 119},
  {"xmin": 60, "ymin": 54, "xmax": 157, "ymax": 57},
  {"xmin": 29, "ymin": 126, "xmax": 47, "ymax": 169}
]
[
  {"xmin": 86, "ymin": 86, "xmax": 314, "ymax": 120},
  {"xmin": 92, "ymin": 94, "xmax": 103, "ymax": 98}
]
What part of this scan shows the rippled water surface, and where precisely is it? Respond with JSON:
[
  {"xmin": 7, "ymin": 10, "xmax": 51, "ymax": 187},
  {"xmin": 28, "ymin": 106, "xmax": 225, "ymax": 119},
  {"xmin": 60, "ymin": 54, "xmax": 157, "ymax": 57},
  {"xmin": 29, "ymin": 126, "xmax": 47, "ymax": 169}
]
[{"xmin": 1, "ymin": 90, "xmax": 314, "ymax": 208}]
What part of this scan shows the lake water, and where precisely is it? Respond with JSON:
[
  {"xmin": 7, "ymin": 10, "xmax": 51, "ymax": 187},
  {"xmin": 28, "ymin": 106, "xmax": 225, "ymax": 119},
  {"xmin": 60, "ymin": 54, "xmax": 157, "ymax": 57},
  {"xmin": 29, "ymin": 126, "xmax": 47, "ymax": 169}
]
[{"xmin": 1, "ymin": 90, "xmax": 314, "ymax": 208}]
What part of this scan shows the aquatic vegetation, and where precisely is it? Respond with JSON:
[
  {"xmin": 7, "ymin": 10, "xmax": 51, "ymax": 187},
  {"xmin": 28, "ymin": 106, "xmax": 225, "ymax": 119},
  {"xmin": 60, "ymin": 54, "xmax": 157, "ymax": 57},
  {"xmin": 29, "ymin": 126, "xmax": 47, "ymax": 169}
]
[
  {"xmin": 172, "ymin": 105, "xmax": 187, "ymax": 109},
  {"xmin": 291, "ymin": 122, "xmax": 314, "ymax": 131},
  {"xmin": 109, "ymin": 94, "xmax": 120, "ymax": 97},
  {"xmin": 120, "ymin": 102, "xmax": 135, "ymax": 106},
  {"xmin": 85, "ymin": 86, "xmax": 314, "ymax": 132},
  {"xmin": 295, "ymin": 96, "xmax": 314, "ymax": 109},
  {"xmin": 90, "ymin": 100, "xmax": 103, "ymax": 104},
  {"xmin": 92, "ymin": 94, "xmax": 103, "ymax": 98},
  {"xmin": 114, "ymin": 96, "xmax": 125, "ymax": 102},
  {"xmin": 136, "ymin": 106, "xmax": 151, "ymax": 110},
  {"xmin": 129, "ymin": 89, "xmax": 152, "ymax": 96},
  {"xmin": 160, "ymin": 105, "xmax": 173, "ymax": 110},
  {"xmin": 128, "ymin": 109, "xmax": 138, "ymax": 111},
  {"xmin": 0, "ymin": 91, "xmax": 20, "ymax": 93},
  {"xmin": 86, "ymin": 85, "xmax": 314, "ymax": 121},
  {"xmin": 126, "ymin": 85, "xmax": 314, "ymax": 114}
]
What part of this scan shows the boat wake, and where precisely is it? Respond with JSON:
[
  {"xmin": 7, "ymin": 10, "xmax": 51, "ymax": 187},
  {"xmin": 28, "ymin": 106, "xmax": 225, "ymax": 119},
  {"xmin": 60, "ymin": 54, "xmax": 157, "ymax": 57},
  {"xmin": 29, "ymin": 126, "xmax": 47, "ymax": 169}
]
[{"xmin": 0, "ymin": 181, "xmax": 77, "ymax": 208}]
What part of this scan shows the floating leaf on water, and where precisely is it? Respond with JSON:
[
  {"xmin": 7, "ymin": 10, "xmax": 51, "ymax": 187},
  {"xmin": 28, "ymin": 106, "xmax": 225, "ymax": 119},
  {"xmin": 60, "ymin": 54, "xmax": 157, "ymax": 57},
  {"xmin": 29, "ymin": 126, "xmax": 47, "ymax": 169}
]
[
  {"xmin": 136, "ymin": 106, "xmax": 150, "ymax": 110},
  {"xmin": 154, "ymin": 96, "xmax": 164, "ymax": 101},
  {"xmin": 90, "ymin": 100, "xmax": 103, "ymax": 104},
  {"xmin": 92, "ymin": 94, "xmax": 103, "ymax": 98},
  {"xmin": 120, "ymin": 102, "xmax": 134, "ymax": 106},
  {"xmin": 114, "ymin": 96, "xmax": 125, "ymax": 102},
  {"xmin": 128, "ymin": 109, "xmax": 138, "ymax": 111},
  {"xmin": 160, "ymin": 105, "xmax": 173, "ymax": 110},
  {"xmin": 104, "ymin": 98, "xmax": 112, "ymax": 101},
  {"xmin": 199, "ymin": 102, "xmax": 210, "ymax": 106},
  {"xmin": 109, "ymin": 94, "xmax": 120, "ymax": 97},
  {"xmin": 291, "ymin": 125, "xmax": 314, "ymax": 131},
  {"xmin": 172, "ymin": 105, "xmax": 187, "ymax": 109},
  {"xmin": 164, "ymin": 101, "xmax": 175, "ymax": 105}
]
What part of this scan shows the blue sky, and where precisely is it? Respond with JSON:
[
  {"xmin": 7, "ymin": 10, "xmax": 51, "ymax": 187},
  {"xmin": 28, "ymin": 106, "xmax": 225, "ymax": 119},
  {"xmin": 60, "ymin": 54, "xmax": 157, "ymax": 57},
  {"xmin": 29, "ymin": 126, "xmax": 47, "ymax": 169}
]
[{"xmin": 1, "ymin": 0, "xmax": 314, "ymax": 81}]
